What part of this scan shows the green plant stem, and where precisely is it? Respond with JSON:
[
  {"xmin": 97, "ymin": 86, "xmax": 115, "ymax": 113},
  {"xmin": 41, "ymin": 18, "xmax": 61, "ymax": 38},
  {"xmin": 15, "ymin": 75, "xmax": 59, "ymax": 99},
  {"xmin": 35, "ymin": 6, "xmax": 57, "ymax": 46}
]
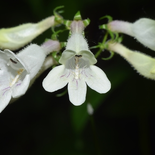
[
  {"xmin": 95, "ymin": 48, "xmax": 103, "ymax": 58},
  {"xmin": 90, "ymin": 115, "xmax": 102, "ymax": 155},
  {"xmin": 95, "ymin": 32, "xmax": 108, "ymax": 58}
]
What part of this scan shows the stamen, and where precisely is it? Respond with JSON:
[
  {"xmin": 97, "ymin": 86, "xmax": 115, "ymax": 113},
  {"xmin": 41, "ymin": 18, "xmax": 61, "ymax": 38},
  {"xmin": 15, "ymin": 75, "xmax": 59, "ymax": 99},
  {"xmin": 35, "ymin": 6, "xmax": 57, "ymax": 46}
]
[
  {"xmin": 75, "ymin": 55, "xmax": 82, "ymax": 63},
  {"xmin": 74, "ymin": 55, "xmax": 82, "ymax": 80},
  {"xmin": 10, "ymin": 69, "xmax": 24, "ymax": 87},
  {"xmin": 10, "ymin": 58, "xmax": 18, "ymax": 64}
]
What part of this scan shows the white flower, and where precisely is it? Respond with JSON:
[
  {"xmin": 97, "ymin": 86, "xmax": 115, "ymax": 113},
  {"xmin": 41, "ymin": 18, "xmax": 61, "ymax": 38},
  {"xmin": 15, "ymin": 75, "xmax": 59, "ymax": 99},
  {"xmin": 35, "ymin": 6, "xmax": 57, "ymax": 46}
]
[
  {"xmin": 0, "ymin": 16, "xmax": 57, "ymax": 50},
  {"xmin": 107, "ymin": 41, "xmax": 155, "ymax": 79},
  {"xmin": 106, "ymin": 18, "xmax": 155, "ymax": 80},
  {"xmin": 43, "ymin": 21, "xmax": 111, "ymax": 106},
  {"xmin": 0, "ymin": 40, "xmax": 61, "ymax": 112},
  {"xmin": 107, "ymin": 18, "xmax": 155, "ymax": 51},
  {"xmin": 0, "ymin": 49, "xmax": 30, "ymax": 112}
]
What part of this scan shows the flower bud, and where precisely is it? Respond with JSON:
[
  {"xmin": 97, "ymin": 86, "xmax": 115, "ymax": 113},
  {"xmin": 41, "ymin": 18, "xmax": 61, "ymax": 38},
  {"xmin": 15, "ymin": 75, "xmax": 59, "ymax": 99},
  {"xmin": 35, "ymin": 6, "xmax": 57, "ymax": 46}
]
[
  {"xmin": 107, "ymin": 18, "xmax": 155, "ymax": 51},
  {"xmin": 107, "ymin": 42, "xmax": 155, "ymax": 80},
  {"xmin": 0, "ymin": 16, "xmax": 56, "ymax": 50}
]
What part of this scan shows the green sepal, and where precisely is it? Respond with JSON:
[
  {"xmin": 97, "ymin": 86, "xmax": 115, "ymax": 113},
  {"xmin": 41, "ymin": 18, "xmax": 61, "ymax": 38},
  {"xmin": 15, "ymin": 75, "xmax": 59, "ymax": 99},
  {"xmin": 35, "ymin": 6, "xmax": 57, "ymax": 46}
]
[
  {"xmin": 101, "ymin": 51, "xmax": 114, "ymax": 60},
  {"xmin": 53, "ymin": 6, "xmax": 64, "ymax": 24},
  {"xmin": 117, "ymin": 35, "xmax": 123, "ymax": 43},
  {"xmin": 64, "ymin": 20, "xmax": 72, "ymax": 29},
  {"xmin": 60, "ymin": 42, "xmax": 66, "ymax": 49},
  {"xmin": 52, "ymin": 51, "xmax": 61, "ymax": 63},
  {"xmin": 74, "ymin": 11, "xmax": 82, "ymax": 21},
  {"xmin": 99, "ymin": 24, "xmax": 107, "ymax": 29},
  {"xmin": 83, "ymin": 18, "xmax": 90, "ymax": 27},
  {"xmin": 89, "ymin": 45, "xmax": 101, "ymax": 49},
  {"xmin": 44, "ymin": 38, "xmax": 51, "ymax": 42},
  {"xmin": 99, "ymin": 15, "xmax": 123, "ymax": 43},
  {"xmin": 51, "ymin": 27, "xmax": 68, "ymax": 40},
  {"xmin": 100, "ymin": 15, "xmax": 113, "ymax": 22}
]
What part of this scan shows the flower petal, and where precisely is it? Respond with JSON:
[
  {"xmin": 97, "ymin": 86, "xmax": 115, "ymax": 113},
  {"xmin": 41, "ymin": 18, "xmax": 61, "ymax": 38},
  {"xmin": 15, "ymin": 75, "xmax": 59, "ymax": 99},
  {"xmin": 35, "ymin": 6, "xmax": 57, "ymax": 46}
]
[
  {"xmin": 85, "ymin": 65, "xmax": 111, "ymax": 93},
  {"xmin": 17, "ymin": 44, "xmax": 46, "ymax": 79},
  {"xmin": 78, "ymin": 50, "xmax": 97, "ymax": 65},
  {"xmin": 66, "ymin": 34, "xmax": 89, "ymax": 53},
  {"xmin": 68, "ymin": 79, "xmax": 87, "ymax": 106},
  {"xmin": 43, "ymin": 65, "xmax": 68, "ymax": 92},
  {"xmin": 12, "ymin": 74, "xmax": 30, "ymax": 98},
  {"xmin": 0, "ymin": 89, "xmax": 12, "ymax": 113},
  {"xmin": 3, "ymin": 49, "xmax": 29, "ymax": 72},
  {"xmin": 59, "ymin": 50, "xmax": 76, "ymax": 65},
  {"xmin": 133, "ymin": 18, "xmax": 155, "ymax": 51}
]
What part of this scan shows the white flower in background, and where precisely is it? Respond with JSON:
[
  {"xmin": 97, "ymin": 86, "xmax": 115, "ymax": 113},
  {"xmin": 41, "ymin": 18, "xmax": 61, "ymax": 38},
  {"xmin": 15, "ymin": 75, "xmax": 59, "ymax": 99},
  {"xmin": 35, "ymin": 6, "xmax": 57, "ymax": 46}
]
[
  {"xmin": 105, "ymin": 17, "xmax": 155, "ymax": 80},
  {"xmin": 43, "ymin": 20, "xmax": 111, "ymax": 106},
  {"xmin": 0, "ymin": 16, "xmax": 57, "ymax": 50},
  {"xmin": 107, "ymin": 41, "xmax": 155, "ymax": 80},
  {"xmin": 0, "ymin": 50, "xmax": 30, "ymax": 112},
  {"xmin": 107, "ymin": 18, "xmax": 155, "ymax": 51},
  {"xmin": 0, "ymin": 40, "xmax": 60, "ymax": 112}
]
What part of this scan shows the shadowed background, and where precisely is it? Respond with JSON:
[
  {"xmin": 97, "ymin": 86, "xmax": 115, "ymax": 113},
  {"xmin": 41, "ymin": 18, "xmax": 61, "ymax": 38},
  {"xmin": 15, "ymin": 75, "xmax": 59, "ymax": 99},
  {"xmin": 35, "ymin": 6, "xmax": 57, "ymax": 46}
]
[{"xmin": 0, "ymin": 0, "xmax": 155, "ymax": 155}]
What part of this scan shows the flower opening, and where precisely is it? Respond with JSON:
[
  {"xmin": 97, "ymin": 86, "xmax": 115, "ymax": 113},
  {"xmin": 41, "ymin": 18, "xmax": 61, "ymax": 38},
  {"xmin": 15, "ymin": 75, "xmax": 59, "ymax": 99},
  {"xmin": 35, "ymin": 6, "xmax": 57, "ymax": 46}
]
[
  {"xmin": 0, "ymin": 49, "xmax": 30, "ymax": 112},
  {"xmin": 0, "ymin": 40, "xmax": 61, "ymax": 112}
]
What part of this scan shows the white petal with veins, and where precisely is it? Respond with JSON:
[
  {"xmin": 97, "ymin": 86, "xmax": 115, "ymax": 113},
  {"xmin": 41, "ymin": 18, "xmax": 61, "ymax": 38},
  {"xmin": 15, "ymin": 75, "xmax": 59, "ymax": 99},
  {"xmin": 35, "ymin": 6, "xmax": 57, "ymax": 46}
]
[
  {"xmin": 0, "ymin": 90, "xmax": 12, "ymax": 113},
  {"xmin": 43, "ymin": 65, "xmax": 68, "ymax": 92},
  {"xmin": 68, "ymin": 78, "xmax": 86, "ymax": 106},
  {"xmin": 86, "ymin": 65, "xmax": 111, "ymax": 93},
  {"xmin": 12, "ymin": 74, "xmax": 30, "ymax": 98}
]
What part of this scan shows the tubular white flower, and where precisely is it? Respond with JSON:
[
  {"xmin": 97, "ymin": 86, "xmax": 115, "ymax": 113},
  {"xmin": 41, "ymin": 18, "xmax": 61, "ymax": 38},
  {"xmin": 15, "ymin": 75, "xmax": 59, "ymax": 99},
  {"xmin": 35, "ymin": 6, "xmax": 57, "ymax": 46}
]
[
  {"xmin": 43, "ymin": 21, "xmax": 111, "ymax": 106},
  {"xmin": 0, "ymin": 16, "xmax": 57, "ymax": 50},
  {"xmin": 107, "ymin": 18, "xmax": 155, "ymax": 51},
  {"xmin": 0, "ymin": 40, "xmax": 61, "ymax": 112},
  {"xmin": 132, "ymin": 18, "xmax": 155, "ymax": 51},
  {"xmin": 0, "ymin": 49, "xmax": 30, "ymax": 112},
  {"xmin": 107, "ymin": 41, "xmax": 155, "ymax": 79}
]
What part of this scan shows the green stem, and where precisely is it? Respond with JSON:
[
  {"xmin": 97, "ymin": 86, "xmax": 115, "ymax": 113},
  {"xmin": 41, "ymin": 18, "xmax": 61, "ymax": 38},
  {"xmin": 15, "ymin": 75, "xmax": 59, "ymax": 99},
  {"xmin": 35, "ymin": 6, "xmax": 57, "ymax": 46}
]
[
  {"xmin": 95, "ymin": 48, "xmax": 102, "ymax": 58},
  {"xmin": 90, "ymin": 115, "xmax": 102, "ymax": 155},
  {"xmin": 95, "ymin": 32, "xmax": 108, "ymax": 58}
]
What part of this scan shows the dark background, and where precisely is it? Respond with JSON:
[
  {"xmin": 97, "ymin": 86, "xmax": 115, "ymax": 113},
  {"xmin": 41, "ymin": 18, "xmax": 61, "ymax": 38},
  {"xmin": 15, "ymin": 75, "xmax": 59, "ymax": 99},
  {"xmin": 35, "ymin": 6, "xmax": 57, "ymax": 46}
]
[{"xmin": 0, "ymin": 0, "xmax": 155, "ymax": 154}]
